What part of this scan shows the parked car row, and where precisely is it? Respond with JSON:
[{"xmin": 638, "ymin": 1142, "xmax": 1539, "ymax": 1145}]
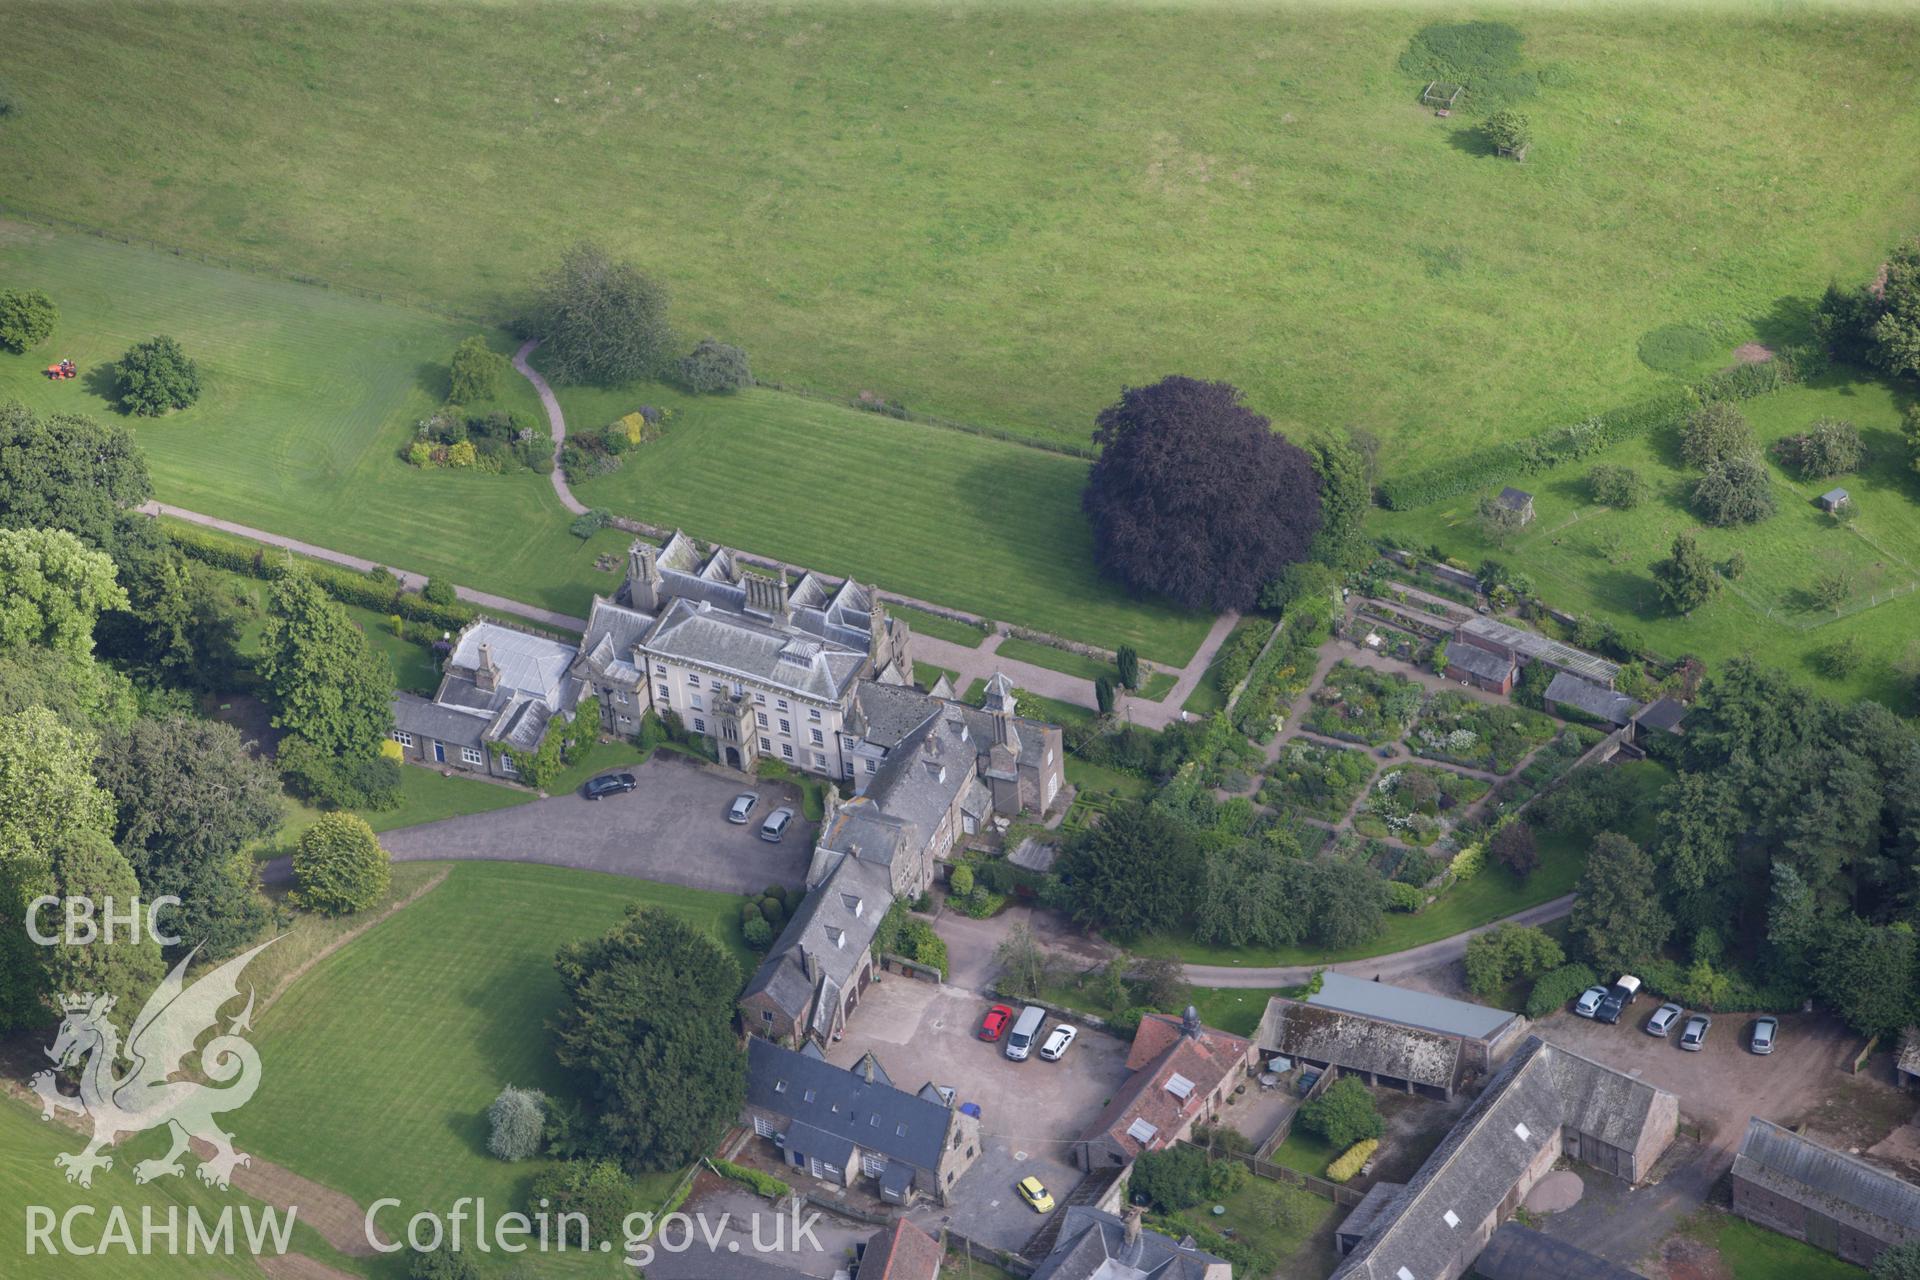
[
  {"xmin": 978, "ymin": 1002, "xmax": 1078, "ymax": 1063},
  {"xmin": 1573, "ymin": 973, "xmax": 1780, "ymax": 1054},
  {"xmin": 582, "ymin": 780, "xmax": 796, "ymax": 841}
]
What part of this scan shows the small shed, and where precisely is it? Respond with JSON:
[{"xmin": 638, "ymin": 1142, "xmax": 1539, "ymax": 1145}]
[
  {"xmin": 1496, "ymin": 487, "xmax": 1536, "ymax": 525},
  {"xmin": 1899, "ymin": 1028, "xmax": 1920, "ymax": 1093},
  {"xmin": 1819, "ymin": 487, "xmax": 1851, "ymax": 513},
  {"xmin": 1546, "ymin": 671, "xmax": 1641, "ymax": 728}
]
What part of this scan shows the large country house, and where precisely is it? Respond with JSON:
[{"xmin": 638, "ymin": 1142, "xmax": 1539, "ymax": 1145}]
[{"xmin": 389, "ymin": 622, "xmax": 584, "ymax": 778}]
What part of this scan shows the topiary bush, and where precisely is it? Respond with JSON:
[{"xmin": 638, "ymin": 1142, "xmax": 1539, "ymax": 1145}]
[
  {"xmin": 487, "ymin": 1085, "xmax": 547, "ymax": 1161},
  {"xmin": 291, "ymin": 811, "xmax": 391, "ymax": 914},
  {"xmin": 743, "ymin": 917, "xmax": 773, "ymax": 950}
]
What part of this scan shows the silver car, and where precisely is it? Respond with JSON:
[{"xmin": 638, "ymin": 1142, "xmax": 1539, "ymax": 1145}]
[
  {"xmin": 1679, "ymin": 1014, "xmax": 1711, "ymax": 1051},
  {"xmin": 1645, "ymin": 1003, "xmax": 1684, "ymax": 1038},
  {"xmin": 760, "ymin": 807, "xmax": 794, "ymax": 843},
  {"xmin": 1750, "ymin": 1016, "xmax": 1779, "ymax": 1055},
  {"xmin": 727, "ymin": 792, "xmax": 758, "ymax": 824},
  {"xmin": 1573, "ymin": 986, "xmax": 1608, "ymax": 1018}
]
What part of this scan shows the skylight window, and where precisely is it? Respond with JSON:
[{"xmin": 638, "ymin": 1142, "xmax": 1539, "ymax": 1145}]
[
  {"xmin": 1443, "ymin": 1210, "xmax": 1460, "ymax": 1228},
  {"xmin": 1126, "ymin": 1118, "xmax": 1159, "ymax": 1144},
  {"xmin": 1514, "ymin": 1122, "xmax": 1532, "ymax": 1142},
  {"xmin": 1165, "ymin": 1073, "xmax": 1195, "ymax": 1100}
]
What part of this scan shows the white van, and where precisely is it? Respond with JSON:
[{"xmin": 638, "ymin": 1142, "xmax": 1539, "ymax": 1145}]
[{"xmin": 1004, "ymin": 1006, "xmax": 1047, "ymax": 1061}]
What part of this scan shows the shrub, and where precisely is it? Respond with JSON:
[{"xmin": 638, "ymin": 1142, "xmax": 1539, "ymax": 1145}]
[
  {"xmin": 448, "ymin": 335, "xmax": 507, "ymax": 403},
  {"xmin": 409, "ymin": 1246, "xmax": 479, "ymax": 1280},
  {"xmin": 741, "ymin": 915, "xmax": 773, "ymax": 950},
  {"xmin": 1384, "ymin": 880, "xmax": 1424, "ymax": 912},
  {"xmin": 1870, "ymin": 1240, "xmax": 1920, "ymax": 1280},
  {"xmin": 1489, "ymin": 820, "xmax": 1539, "ymax": 879},
  {"xmin": 487, "ymin": 1085, "xmax": 547, "ymax": 1161},
  {"xmin": 949, "ymin": 863, "xmax": 976, "ymax": 897},
  {"xmin": 710, "ymin": 1158, "xmax": 791, "ymax": 1200},
  {"xmin": 956, "ymin": 887, "xmax": 1007, "ymax": 919},
  {"xmin": 1524, "ymin": 962, "xmax": 1599, "ymax": 1018},
  {"xmin": 677, "ymin": 339, "xmax": 752, "ymax": 393},
  {"xmin": 1448, "ymin": 840, "xmax": 1485, "ymax": 883},
  {"xmin": 0, "ymin": 288, "xmax": 57, "ymax": 352},
  {"xmin": 896, "ymin": 920, "xmax": 949, "ymax": 978},
  {"xmin": 1680, "ymin": 401, "xmax": 1757, "ymax": 468},
  {"xmin": 278, "ymin": 736, "xmax": 403, "ymax": 811},
  {"xmin": 116, "ymin": 334, "xmax": 202, "ymax": 416},
  {"xmin": 1326, "ymin": 1139, "xmax": 1379, "ymax": 1184},
  {"xmin": 1813, "ymin": 636, "xmax": 1864, "ymax": 678},
  {"xmin": 1482, "ymin": 109, "xmax": 1531, "ymax": 154},
  {"xmin": 422, "ymin": 576, "xmax": 457, "ymax": 606},
  {"xmin": 1130, "ymin": 1145, "xmax": 1210, "ymax": 1212},
  {"xmin": 570, "ymin": 508, "xmax": 613, "ymax": 540},
  {"xmin": 1116, "ymin": 646, "xmax": 1141, "ymax": 690},
  {"xmin": 526, "ymin": 1159, "xmax": 638, "ymax": 1248},
  {"xmin": 446, "ymin": 440, "xmax": 478, "ymax": 468},
  {"xmin": 1588, "ymin": 464, "xmax": 1646, "ymax": 509},
  {"xmin": 291, "ymin": 811, "xmax": 391, "ymax": 914},
  {"xmin": 1298, "ymin": 1076, "xmax": 1383, "ymax": 1150},
  {"xmin": 1777, "ymin": 417, "xmax": 1862, "ymax": 479}
]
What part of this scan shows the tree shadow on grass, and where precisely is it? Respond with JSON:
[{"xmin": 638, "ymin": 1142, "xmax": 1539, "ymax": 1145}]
[
  {"xmin": 1444, "ymin": 127, "xmax": 1497, "ymax": 159},
  {"xmin": 416, "ymin": 361, "xmax": 450, "ymax": 404},
  {"xmin": 81, "ymin": 361, "xmax": 120, "ymax": 406},
  {"xmin": 1751, "ymin": 295, "xmax": 1817, "ymax": 351}
]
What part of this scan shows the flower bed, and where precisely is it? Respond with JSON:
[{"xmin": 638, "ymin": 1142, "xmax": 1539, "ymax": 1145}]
[
  {"xmin": 1408, "ymin": 691, "xmax": 1557, "ymax": 773},
  {"xmin": 1489, "ymin": 726, "xmax": 1606, "ymax": 811},
  {"xmin": 1303, "ymin": 662, "xmax": 1425, "ymax": 746},
  {"xmin": 1261, "ymin": 741, "xmax": 1376, "ymax": 822},
  {"xmin": 1353, "ymin": 765, "xmax": 1490, "ymax": 846}
]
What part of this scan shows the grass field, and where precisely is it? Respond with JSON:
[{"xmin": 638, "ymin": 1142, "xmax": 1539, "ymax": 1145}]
[
  {"xmin": 1378, "ymin": 371, "xmax": 1920, "ymax": 705},
  {"xmin": 1674, "ymin": 1210, "xmax": 1864, "ymax": 1280},
  {"xmin": 3, "ymin": 3, "xmax": 1916, "ymax": 461},
  {"xmin": 1138, "ymin": 760, "xmax": 1672, "ymax": 967},
  {"xmin": 244, "ymin": 861, "xmax": 751, "ymax": 1277},
  {"xmin": 363, "ymin": 767, "xmax": 533, "ymax": 833},
  {"xmin": 892, "ymin": 605, "xmax": 990, "ymax": 648},
  {"xmin": 553, "ymin": 373, "xmax": 1212, "ymax": 662}
]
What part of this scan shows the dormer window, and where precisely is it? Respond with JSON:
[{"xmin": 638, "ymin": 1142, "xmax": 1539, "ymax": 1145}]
[
  {"xmin": 841, "ymin": 894, "xmax": 863, "ymax": 917},
  {"xmin": 826, "ymin": 927, "xmax": 845, "ymax": 948}
]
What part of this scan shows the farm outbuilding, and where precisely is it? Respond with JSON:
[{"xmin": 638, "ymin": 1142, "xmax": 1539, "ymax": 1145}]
[
  {"xmin": 1900, "ymin": 1028, "xmax": 1920, "ymax": 1092},
  {"xmin": 1494, "ymin": 487, "xmax": 1536, "ymax": 524},
  {"xmin": 1454, "ymin": 616, "xmax": 1621, "ymax": 687},
  {"xmin": 1470, "ymin": 1223, "xmax": 1646, "ymax": 1280},
  {"xmin": 1730, "ymin": 1117, "xmax": 1920, "ymax": 1267},
  {"xmin": 1447, "ymin": 641, "xmax": 1517, "ymax": 695},
  {"xmin": 1818, "ymin": 487, "xmax": 1851, "ymax": 513},
  {"xmin": 1546, "ymin": 671, "xmax": 1641, "ymax": 727}
]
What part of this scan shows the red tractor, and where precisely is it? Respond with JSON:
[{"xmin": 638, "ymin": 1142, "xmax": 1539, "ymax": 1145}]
[{"xmin": 44, "ymin": 359, "xmax": 77, "ymax": 381}]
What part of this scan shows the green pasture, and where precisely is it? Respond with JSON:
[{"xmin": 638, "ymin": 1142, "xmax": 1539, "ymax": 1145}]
[
  {"xmin": 3, "ymin": 3, "xmax": 1917, "ymax": 459},
  {"xmin": 244, "ymin": 861, "xmax": 750, "ymax": 1276},
  {"xmin": 1378, "ymin": 372, "xmax": 1920, "ymax": 705},
  {"xmin": 559, "ymin": 376, "xmax": 1212, "ymax": 662},
  {"xmin": 0, "ymin": 223, "xmax": 638, "ymax": 620}
]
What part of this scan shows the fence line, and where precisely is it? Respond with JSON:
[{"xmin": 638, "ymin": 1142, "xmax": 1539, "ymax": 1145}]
[{"xmin": 1175, "ymin": 1138, "xmax": 1365, "ymax": 1207}]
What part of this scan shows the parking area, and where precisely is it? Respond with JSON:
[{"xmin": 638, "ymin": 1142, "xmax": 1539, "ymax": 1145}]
[
  {"xmin": 820, "ymin": 979, "xmax": 1135, "ymax": 1254},
  {"xmin": 377, "ymin": 754, "xmax": 815, "ymax": 894}
]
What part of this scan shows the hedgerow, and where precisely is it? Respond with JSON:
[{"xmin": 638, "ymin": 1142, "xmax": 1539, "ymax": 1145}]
[
  {"xmin": 1378, "ymin": 352, "xmax": 1814, "ymax": 510},
  {"xmin": 1327, "ymin": 1138, "xmax": 1379, "ymax": 1184}
]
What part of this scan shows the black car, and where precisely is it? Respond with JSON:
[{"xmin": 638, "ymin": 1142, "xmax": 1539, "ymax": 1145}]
[{"xmin": 582, "ymin": 772, "xmax": 638, "ymax": 800}]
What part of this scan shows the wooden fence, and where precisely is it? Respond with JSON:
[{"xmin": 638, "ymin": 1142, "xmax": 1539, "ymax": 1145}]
[
  {"xmin": 1253, "ymin": 1064, "xmax": 1335, "ymax": 1159},
  {"xmin": 1175, "ymin": 1138, "xmax": 1366, "ymax": 1208}
]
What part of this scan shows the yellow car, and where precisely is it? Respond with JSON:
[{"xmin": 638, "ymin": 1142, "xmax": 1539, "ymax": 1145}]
[{"xmin": 1016, "ymin": 1175, "xmax": 1055, "ymax": 1214}]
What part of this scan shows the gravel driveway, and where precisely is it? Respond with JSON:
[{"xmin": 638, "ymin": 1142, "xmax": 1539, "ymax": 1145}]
[{"xmin": 374, "ymin": 755, "xmax": 816, "ymax": 895}]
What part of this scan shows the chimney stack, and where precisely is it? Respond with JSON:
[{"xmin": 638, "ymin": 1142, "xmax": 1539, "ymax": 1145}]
[
  {"xmin": 474, "ymin": 641, "xmax": 498, "ymax": 693},
  {"xmin": 629, "ymin": 541, "xmax": 664, "ymax": 612},
  {"xmin": 1124, "ymin": 1206, "xmax": 1143, "ymax": 1249},
  {"xmin": 1182, "ymin": 1005, "xmax": 1201, "ymax": 1039}
]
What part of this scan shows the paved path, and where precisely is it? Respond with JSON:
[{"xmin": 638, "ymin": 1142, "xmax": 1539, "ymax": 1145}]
[
  {"xmin": 513, "ymin": 339, "xmax": 589, "ymax": 516},
  {"xmin": 144, "ymin": 502, "xmax": 589, "ymax": 633}
]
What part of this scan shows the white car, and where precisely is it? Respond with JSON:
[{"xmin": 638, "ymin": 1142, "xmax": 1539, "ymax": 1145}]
[
  {"xmin": 1038, "ymin": 1024, "xmax": 1078, "ymax": 1062},
  {"xmin": 1573, "ymin": 986, "xmax": 1608, "ymax": 1018}
]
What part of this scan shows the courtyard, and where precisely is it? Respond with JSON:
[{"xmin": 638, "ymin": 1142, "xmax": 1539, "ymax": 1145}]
[{"xmin": 814, "ymin": 978, "xmax": 1135, "ymax": 1256}]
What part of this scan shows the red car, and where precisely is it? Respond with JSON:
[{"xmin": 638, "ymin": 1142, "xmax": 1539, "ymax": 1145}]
[{"xmin": 979, "ymin": 1004, "xmax": 1015, "ymax": 1042}]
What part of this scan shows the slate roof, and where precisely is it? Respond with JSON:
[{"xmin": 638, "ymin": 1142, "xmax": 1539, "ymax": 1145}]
[
  {"xmin": 423, "ymin": 621, "xmax": 587, "ymax": 751},
  {"xmin": 1337, "ymin": 1182, "xmax": 1406, "ymax": 1244},
  {"xmin": 1496, "ymin": 487, "xmax": 1534, "ymax": 511},
  {"xmin": 1634, "ymin": 698, "xmax": 1688, "ymax": 734},
  {"xmin": 860, "ymin": 1218, "xmax": 944, "ymax": 1280},
  {"xmin": 1456, "ymin": 617, "xmax": 1621, "ymax": 685},
  {"xmin": 1546, "ymin": 672, "xmax": 1640, "ymax": 727},
  {"xmin": 1471, "ymin": 1223, "xmax": 1646, "ymax": 1280},
  {"xmin": 864, "ymin": 709, "xmax": 980, "ymax": 840},
  {"xmin": 648, "ymin": 596, "xmax": 866, "ymax": 702},
  {"xmin": 850, "ymin": 680, "xmax": 944, "ymax": 749},
  {"xmin": 813, "ymin": 798, "xmax": 920, "ymax": 879},
  {"xmin": 1445, "ymin": 642, "xmax": 1514, "ymax": 685},
  {"xmin": 1255, "ymin": 999, "xmax": 1462, "ymax": 1092},
  {"xmin": 745, "ymin": 1038, "xmax": 955, "ymax": 1175},
  {"xmin": 741, "ymin": 856, "xmax": 893, "ymax": 1020},
  {"xmin": 1330, "ymin": 1037, "xmax": 1676, "ymax": 1280},
  {"xmin": 391, "ymin": 692, "xmax": 487, "ymax": 749},
  {"xmin": 1307, "ymin": 972, "xmax": 1518, "ymax": 1042},
  {"xmin": 640, "ymin": 531, "xmax": 884, "ymax": 661},
  {"xmin": 1820, "ymin": 487, "xmax": 1851, "ymax": 508},
  {"xmin": 1733, "ymin": 1117, "xmax": 1920, "ymax": 1240},
  {"xmin": 1900, "ymin": 1027, "xmax": 1920, "ymax": 1081},
  {"xmin": 449, "ymin": 622, "xmax": 577, "ymax": 706},
  {"xmin": 1083, "ymin": 1019, "xmax": 1251, "ymax": 1161},
  {"xmin": 1030, "ymin": 1208, "xmax": 1225, "ymax": 1280},
  {"xmin": 577, "ymin": 596, "xmax": 654, "ymax": 684}
]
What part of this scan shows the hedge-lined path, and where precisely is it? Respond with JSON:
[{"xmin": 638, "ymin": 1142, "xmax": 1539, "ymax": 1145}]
[
  {"xmin": 142, "ymin": 501, "xmax": 589, "ymax": 632},
  {"xmin": 513, "ymin": 338, "xmax": 588, "ymax": 516}
]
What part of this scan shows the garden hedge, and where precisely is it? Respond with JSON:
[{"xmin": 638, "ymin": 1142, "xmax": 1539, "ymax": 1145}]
[
  {"xmin": 1327, "ymin": 1138, "xmax": 1379, "ymax": 1184},
  {"xmin": 167, "ymin": 521, "xmax": 478, "ymax": 632},
  {"xmin": 1378, "ymin": 351, "xmax": 1815, "ymax": 510}
]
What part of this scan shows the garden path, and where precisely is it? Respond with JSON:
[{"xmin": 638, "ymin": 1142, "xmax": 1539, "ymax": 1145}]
[{"xmin": 512, "ymin": 338, "xmax": 588, "ymax": 516}]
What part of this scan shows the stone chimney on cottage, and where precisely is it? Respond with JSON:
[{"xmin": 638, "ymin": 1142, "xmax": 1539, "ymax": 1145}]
[
  {"xmin": 1124, "ymin": 1206, "xmax": 1144, "ymax": 1251},
  {"xmin": 474, "ymin": 641, "xmax": 499, "ymax": 693},
  {"xmin": 1182, "ymin": 1005, "xmax": 1201, "ymax": 1039}
]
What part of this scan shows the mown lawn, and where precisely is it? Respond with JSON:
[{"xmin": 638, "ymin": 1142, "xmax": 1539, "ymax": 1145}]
[
  {"xmin": 1378, "ymin": 371, "xmax": 1920, "ymax": 705},
  {"xmin": 1138, "ymin": 760, "xmax": 1672, "ymax": 967},
  {"xmin": 1674, "ymin": 1211, "xmax": 1863, "ymax": 1280},
  {"xmin": 0, "ymin": 223, "xmax": 640, "ymax": 621},
  {"xmin": 363, "ymin": 767, "xmax": 533, "ymax": 833},
  {"xmin": 245, "ymin": 862, "xmax": 750, "ymax": 1277},
  {"xmin": 558, "ymin": 375, "xmax": 1213, "ymax": 663},
  {"xmin": 3, "ymin": 4, "xmax": 1916, "ymax": 461},
  {"xmin": 891, "ymin": 605, "xmax": 991, "ymax": 649},
  {"xmin": 0, "ymin": 1095, "xmax": 358, "ymax": 1278}
]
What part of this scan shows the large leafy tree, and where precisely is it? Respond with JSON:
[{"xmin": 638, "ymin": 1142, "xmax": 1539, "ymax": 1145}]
[
  {"xmin": 0, "ymin": 707, "xmax": 160, "ymax": 1030},
  {"xmin": 1679, "ymin": 401, "xmax": 1756, "ymax": 468},
  {"xmin": 1569, "ymin": 833, "xmax": 1671, "ymax": 973},
  {"xmin": 0, "ymin": 403, "xmax": 151, "ymax": 552},
  {"xmin": 1082, "ymin": 376, "xmax": 1322, "ymax": 612},
  {"xmin": 0, "ymin": 289, "xmax": 57, "ymax": 352},
  {"xmin": 1056, "ymin": 800, "xmax": 1201, "ymax": 938},
  {"xmin": 0, "ymin": 527, "xmax": 128, "ymax": 660},
  {"xmin": 1816, "ymin": 917, "xmax": 1919, "ymax": 1039},
  {"xmin": 551, "ymin": 905, "xmax": 745, "ymax": 1171},
  {"xmin": 115, "ymin": 335, "xmax": 202, "ymax": 416},
  {"xmin": 528, "ymin": 241, "xmax": 676, "ymax": 385},
  {"xmin": 257, "ymin": 571, "xmax": 395, "ymax": 761},
  {"xmin": 1652, "ymin": 532, "xmax": 1719, "ymax": 614},
  {"xmin": 291, "ymin": 812, "xmax": 390, "ymax": 915},
  {"xmin": 94, "ymin": 717, "xmax": 279, "ymax": 960},
  {"xmin": 1692, "ymin": 455, "xmax": 1775, "ymax": 526},
  {"xmin": 1869, "ymin": 239, "xmax": 1920, "ymax": 379}
]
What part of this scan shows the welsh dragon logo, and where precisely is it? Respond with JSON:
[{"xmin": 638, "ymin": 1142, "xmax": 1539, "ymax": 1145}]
[{"xmin": 29, "ymin": 938, "xmax": 277, "ymax": 1190}]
